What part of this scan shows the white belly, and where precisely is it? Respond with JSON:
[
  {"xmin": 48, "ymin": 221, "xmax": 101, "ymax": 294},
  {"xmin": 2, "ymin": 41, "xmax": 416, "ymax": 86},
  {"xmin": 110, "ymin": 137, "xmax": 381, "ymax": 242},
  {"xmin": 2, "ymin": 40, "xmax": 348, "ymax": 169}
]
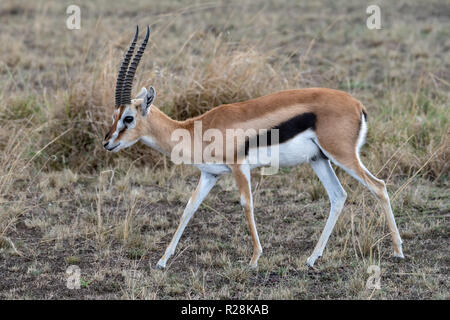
[
  {"xmin": 193, "ymin": 163, "xmax": 232, "ymax": 175},
  {"xmin": 247, "ymin": 129, "xmax": 319, "ymax": 169},
  {"xmin": 192, "ymin": 129, "xmax": 319, "ymax": 175}
]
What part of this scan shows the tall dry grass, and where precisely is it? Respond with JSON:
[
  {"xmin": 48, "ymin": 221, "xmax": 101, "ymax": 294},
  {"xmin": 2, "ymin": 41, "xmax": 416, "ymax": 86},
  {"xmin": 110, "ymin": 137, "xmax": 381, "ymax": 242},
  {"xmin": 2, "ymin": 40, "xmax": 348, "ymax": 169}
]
[
  {"xmin": 6, "ymin": 49, "xmax": 448, "ymax": 179},
  {"xmin": 0, "ymin": 109, "xmax": 35, "ymax": 248},
  {"xmin": 0, "ymin": 0, "xmax": 447, "ymax": 179},
  {"xmin": 24, "ymin": 40, "xmax": 301, "ymax": 172},
  {"xmin": 1, "ymin": 41, "xmax": 447, "ymax": 258}
]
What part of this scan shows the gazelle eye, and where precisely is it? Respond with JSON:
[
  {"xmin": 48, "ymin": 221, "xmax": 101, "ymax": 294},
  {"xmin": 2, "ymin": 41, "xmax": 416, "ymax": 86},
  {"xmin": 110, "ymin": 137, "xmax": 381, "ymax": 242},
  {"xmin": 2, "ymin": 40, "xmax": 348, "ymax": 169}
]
[{"xmin": 123, "ymin": 116, "xmax": 134, "ymax": 124}]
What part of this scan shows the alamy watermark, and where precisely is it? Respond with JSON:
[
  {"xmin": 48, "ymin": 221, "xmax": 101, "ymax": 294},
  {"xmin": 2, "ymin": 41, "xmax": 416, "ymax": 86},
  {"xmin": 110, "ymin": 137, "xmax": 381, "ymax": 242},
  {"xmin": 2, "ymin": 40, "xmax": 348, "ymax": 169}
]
[
  {"xmin": 66, "ymin": 265, "xmax": 81, "ymax": 289},
  {"xmin": 66, "ymin": 5, "xmax": 81, "ymax": 30},
  {"xmin": 66, "ymin": 5, "xmax": 383, "ymax": 32},
  {"xmin": 65, "ymin": 265, "xmax": 145, "ymax": 290},
  {"xmin": 366, "ymin": 5, "xmax": 381, "ymax": 30},
  {"xmin": 170, "ymin": 122, "xmax": 281, "ymax": 175},
  {"xmin": 366, "ymin": 265, "xmax": 381, "ymax": 290}
]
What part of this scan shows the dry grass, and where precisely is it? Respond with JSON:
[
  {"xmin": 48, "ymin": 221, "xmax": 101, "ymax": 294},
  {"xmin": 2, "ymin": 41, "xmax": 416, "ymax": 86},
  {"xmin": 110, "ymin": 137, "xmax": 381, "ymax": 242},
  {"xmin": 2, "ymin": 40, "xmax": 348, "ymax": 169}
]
[{"xmin": 0, "ymin": 0, "xmax": 449, "ymax": 299}]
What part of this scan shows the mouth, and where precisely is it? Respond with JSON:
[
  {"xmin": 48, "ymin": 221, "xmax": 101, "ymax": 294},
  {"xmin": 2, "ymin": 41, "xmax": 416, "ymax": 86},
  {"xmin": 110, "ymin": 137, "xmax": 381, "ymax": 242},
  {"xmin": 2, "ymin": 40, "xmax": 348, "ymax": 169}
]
[{"xmin": 106, "ymin": 143, "xmax": 120, "ymax": 152}]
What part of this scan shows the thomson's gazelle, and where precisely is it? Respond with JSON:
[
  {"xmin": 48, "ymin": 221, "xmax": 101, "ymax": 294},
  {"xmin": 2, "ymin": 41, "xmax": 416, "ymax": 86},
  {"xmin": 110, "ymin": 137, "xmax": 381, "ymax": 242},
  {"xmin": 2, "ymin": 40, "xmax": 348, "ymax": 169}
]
[{"xmin": 103, "ymin": 26, "xmax": 404, "ymax": 269}]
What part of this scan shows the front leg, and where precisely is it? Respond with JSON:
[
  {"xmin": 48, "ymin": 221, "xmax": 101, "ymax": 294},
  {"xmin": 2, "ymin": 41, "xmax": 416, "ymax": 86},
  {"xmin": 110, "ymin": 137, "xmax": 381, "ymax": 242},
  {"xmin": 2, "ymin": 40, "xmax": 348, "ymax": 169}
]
[
  {"xmin": 231, "ymin": 164, "xmax": 262, "ymax": 268},
  {"xmin": 156, "ymin": 171, "xmax": 218, "ymax": 269}
]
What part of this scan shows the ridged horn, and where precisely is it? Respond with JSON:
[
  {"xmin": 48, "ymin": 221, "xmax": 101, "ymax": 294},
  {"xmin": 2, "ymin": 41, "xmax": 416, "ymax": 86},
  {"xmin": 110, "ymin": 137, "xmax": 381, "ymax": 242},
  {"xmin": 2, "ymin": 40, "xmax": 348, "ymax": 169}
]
[
  {"xmin": 115, "ymin": 26, "xmax": 139, "ymax": 107},
  {"xmin": 120, "ymin": 26, "xmax": 150, "ymax": 106}
]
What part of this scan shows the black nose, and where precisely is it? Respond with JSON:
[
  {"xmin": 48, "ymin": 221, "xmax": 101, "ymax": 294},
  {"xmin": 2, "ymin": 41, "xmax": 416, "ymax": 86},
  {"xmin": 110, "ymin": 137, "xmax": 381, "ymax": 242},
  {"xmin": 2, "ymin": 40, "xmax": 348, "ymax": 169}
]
[{"xmin": 103, "ymin": 142, "xmax": 109, "ymax": 148}]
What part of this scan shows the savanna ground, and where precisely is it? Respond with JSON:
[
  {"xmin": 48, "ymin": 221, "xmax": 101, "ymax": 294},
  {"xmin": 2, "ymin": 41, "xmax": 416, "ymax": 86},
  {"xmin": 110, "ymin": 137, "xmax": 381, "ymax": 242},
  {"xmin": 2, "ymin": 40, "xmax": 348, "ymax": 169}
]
[{"xmin": 0, "ymin": 0, "xmax": 449, "ymax": 300}]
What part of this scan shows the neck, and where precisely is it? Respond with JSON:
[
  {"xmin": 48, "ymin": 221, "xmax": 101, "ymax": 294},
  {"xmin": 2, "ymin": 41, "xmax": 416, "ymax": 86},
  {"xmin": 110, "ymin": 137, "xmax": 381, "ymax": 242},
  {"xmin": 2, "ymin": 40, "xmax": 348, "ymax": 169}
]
[{"xmin": 139, "ymin": 106, "xmax": 186, "ymax": 156}]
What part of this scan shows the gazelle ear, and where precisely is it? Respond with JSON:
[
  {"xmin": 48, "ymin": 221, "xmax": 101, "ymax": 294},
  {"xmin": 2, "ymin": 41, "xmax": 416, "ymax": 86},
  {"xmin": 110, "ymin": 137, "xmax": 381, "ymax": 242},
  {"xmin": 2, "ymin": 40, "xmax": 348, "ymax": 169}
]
[
  {"xmin": 141, "ymin": 86, "xmax": 155, "ymax": 116},
  {"xmin": 131, "ymin": 87, "xmax": 147, "ymax": 107},
  {"xmin": 135, "ymin": 87, "xmax": 147, "ymax": 99}
]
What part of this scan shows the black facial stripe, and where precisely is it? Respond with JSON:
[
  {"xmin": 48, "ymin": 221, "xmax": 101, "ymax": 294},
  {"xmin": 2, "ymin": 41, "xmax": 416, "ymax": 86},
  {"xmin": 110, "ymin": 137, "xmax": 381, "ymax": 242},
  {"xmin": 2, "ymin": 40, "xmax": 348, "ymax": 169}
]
[
  {"xmin": 119, "ymin": 121, "xmax": 127, "ymax": 132},
  {"xmin": 244, "ymin": 112, "xmax": 316, "ymax": 155},
  {"xmin": 117, "ymin": 126, "xmax": 127, "ymax": 139}
]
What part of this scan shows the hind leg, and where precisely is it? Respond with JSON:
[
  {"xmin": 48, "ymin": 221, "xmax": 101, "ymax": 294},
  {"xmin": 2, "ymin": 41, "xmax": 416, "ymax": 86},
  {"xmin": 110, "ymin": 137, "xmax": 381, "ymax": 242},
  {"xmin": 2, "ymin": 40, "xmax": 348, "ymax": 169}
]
[
  {"xmin": 306, "ymin": 157, "xmax": 347, "ymax": 267},
  {"xmin": 332, "ymin": 156, "xmax": 404, "ymax": 258}
]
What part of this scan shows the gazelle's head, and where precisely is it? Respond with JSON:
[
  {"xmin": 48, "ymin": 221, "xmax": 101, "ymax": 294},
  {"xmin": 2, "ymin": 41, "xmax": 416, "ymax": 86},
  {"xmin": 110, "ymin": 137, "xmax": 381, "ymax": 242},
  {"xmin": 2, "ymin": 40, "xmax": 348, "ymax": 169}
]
[{"xmin": 103, "ymin": 26, "xmax": 156, "ymax": 152}]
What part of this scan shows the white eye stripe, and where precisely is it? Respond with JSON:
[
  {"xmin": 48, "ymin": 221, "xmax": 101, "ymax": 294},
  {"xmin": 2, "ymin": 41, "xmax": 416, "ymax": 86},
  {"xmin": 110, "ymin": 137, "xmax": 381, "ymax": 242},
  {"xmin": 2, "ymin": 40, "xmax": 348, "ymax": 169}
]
[{"xmin": 120, "ymin": 107, "xmax": 137, "ymax": 128}]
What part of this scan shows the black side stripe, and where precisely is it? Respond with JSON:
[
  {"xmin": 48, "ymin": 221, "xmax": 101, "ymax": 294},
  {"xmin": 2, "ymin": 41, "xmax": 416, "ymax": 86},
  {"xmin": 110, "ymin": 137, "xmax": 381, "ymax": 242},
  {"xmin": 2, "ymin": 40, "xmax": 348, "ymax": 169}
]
[{"xmin": 244, "ymin": 112, "xmax": 316, "ymax": 155}]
